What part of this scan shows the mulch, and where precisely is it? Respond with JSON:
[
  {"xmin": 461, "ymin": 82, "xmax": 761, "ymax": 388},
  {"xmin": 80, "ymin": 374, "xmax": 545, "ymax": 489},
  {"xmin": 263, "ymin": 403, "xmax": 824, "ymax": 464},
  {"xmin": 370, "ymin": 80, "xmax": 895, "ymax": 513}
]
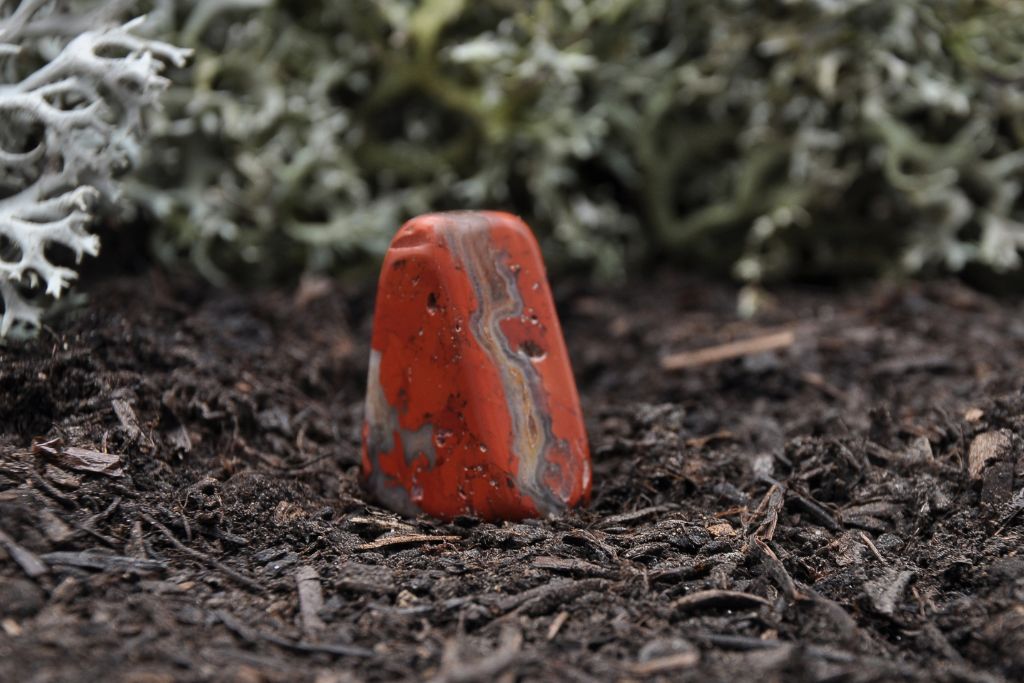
[{"xmin": 1, "ymin": 270, "xmax": 1022, "ymax": 682}]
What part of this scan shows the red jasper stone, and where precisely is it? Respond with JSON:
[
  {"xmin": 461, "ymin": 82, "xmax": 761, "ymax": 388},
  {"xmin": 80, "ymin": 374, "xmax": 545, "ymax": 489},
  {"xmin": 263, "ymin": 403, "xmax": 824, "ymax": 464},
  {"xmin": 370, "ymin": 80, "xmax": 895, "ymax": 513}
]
[{"xmin": 361, "ymin": 211, "xmax": 591, "ymax": 520}]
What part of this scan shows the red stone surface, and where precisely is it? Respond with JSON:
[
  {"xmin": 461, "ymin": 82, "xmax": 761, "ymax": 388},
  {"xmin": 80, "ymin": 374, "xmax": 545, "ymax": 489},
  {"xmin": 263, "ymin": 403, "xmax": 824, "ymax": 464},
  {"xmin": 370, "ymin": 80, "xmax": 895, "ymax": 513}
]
[{"xmin": 361, "ymin": 211, "xmax": 591, "ymax": 520}]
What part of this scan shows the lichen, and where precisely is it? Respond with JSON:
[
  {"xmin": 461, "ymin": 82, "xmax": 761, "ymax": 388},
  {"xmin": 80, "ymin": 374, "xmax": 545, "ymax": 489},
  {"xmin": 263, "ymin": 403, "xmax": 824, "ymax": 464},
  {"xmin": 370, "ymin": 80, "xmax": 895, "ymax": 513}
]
[
  {"xmin": 0, "ymin": 1, "xmax": 189, "ymax": 337},
  {"xmin": 139, "ymin": 1, "xmax": 1024, "ymax": 286}
]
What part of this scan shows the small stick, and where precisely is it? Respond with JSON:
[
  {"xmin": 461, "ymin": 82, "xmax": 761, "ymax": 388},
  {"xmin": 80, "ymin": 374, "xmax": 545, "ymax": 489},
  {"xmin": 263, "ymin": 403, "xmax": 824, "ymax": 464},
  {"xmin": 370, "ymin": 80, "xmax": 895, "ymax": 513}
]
[
  {"xmin": 141, "ymin": 512, "xmax": 262, "ymax": 592},
  {"xmin": 673, "ymin": 589, "xmax": 771, "ymax": 612},
  {"xmin": 40, "ymin": 551, "xmax": 165, "ymax": 573},
  {"xmin": 546, "ymin": 611, "xmax": 569, "ymax": 640},
  {"xmin": 357, "ymin": 534, "xmax": 459, "ymax": 551},
  {"xmin": 859, "ymin": 531, "xmax": 885, "ymax": 563},
  {"xmin": 753, "ymin": 538, "xmax": 805, "ymax": 602},
  {"xmin": 789, "ymin": 491, "xmax": 842, "ymax": 532},
  {"xmin": 660, "ymin": 330, "xmax": 796, "ymax": 371},
  {"xmin": 295, "ymin": 565, "xmax": 326, "ymax": 636},
  {"xmin": 216, "ymin": 609, "xmax": 372, "ymax": 658},
  {"xmin": 631, "ymin": 651, "xmax": 700, "ymax": 675},
  {"xmin": 27, "ymin": 468, "xmax": 77, "ymax": 509},
  {"xmin": 0, "ymin": 528, "xmax": 48, "ymax": 578}
]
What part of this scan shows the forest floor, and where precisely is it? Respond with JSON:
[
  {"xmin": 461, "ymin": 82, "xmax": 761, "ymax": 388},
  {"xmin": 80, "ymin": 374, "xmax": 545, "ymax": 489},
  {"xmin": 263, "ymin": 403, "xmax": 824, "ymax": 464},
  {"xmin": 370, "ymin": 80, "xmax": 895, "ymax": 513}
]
[{"xmin": 0, "ymin": 269, "xmax": 1022, "ymax": 683}]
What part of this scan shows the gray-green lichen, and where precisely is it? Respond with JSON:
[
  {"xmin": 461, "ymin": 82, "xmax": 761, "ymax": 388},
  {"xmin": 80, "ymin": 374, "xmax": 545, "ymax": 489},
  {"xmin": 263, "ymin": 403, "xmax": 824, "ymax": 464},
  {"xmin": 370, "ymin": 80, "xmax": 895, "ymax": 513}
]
[
  {"xmin": 0, "ymin": 0, "xmax": 189, "ymax": 337},
  {"xmin": 137, "ymin": 0, "xmax": 1024, "ymax": 285}
]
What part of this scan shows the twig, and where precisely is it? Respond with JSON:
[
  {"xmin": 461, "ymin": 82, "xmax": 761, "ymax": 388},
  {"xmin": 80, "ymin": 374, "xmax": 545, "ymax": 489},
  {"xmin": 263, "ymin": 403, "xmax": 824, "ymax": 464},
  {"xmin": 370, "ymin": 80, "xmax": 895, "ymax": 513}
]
[
  {"xmin": 0, "ymin": 528, "xmax": 48, "ymax": 578},
  {"xmin": 295, "ymin": 565, "xmax": 326, "ymax": 636},
  {"xmin": 546, "ymin": 611, "xmax": 569, "ymax": 641},
  {"xmin": 84, "ymin": 496, "xmax": 122, "ymax": 528},
  {"xmin": 206, "ymin": 527, "xmax": 250, "ymax": 546},
  {"xmin": 69, "ymin": 521, "xmax": 122, "ymax": 549},
  {"xmin": 40, "ymin": 550, "xmax": 165, "ymax": 573},
  {"xmin": 141, "ymin": 512, "xmax": 262, "ymax": 592},
  {"xmin": 746, "ymin": 483, "xmax": 784, "ymax": 540},
  {"xmin": 216, "ymin": 609, "xmax": 372, "ymax": 658},
  {"xmin": 496, "ymin": 578, "xmax": 608, "ymax": 617},
  {"xmin": 357, "ymin": 534, "xmax": 459, "ymax": 551},
  {"xmin": 684, "ymin": 431, "xmax": 736, "ymax": 448},
  {"xmin": 699, "ymin": 633, "xmax": 779, "ymax": 651},
  {"xmin": 532, "ymin": 555, "xmax": 617, "ymax": 578},
  {"xmin": 673, "ymin": 589, "xmax": 770, "ymax": 612},
  {"xmin": 787, "ymin": 490, "xmax": 842, "ymax": 532},
  {"xmin": 33, "ymin": 437, "xmax": 125, "ymax": 477},
  {"xmin": 751, "ymin": 538, "xmax": 804, "ymax": 601},
  {"xmin": 594, "ymin": 505, "xmax": 673, "ymax": 528},
  {"xmin": 660, "ymin": 330, "xmax": 796, "ymax": 371},
  {"xmin": 630, "ymin": 651, "xmax": 700, "ymax": 675},
  {"xmin": 799, "ymin": 371, "xmax": 847, "ymax": 401},
  {"xmin": 859, "ymin": 531, "xmax": 885, "ymax": 562},
  {"xmin": 27, "ymin": 468, "xmax": 77, "ymax": 509}
]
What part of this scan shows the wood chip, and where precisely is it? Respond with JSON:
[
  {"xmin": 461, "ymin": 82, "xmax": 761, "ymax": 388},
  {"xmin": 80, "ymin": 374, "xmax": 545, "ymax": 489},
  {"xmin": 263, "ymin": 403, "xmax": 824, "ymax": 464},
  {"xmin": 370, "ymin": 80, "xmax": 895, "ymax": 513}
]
[
  {"xmin": 753, "ymin": 538, "xmax": 804, "ymax": 602},
  {"xmin": 532, "ymin": 555, "xmax": 616, "ymax": 577},
  {"xmin": 38, "ymin": 508, "xmax": 75, "ymax": 544},
  {"xmin": 141, "ymin": 513, "xmax": 263, "ymax": 592},
  {"xmin": 357, "ymin": 534, "xmax": 459, "ymax": 551},
  {"xmin": 59, "ymin": 446, "xmax": 125, "ymax": 477},
  {"xmin": 661, "ymin": 330, "xmax": 796, "ymax": 371},
  {"xmin": 968, "ymin": 430, "xmax": 1013, "ymax": 480},
  {"xmin": 707, "ymin": 522, "xmax": 736, "ymax": 538},
  {"xmin": 873, "ymin": 353, "xmax": 953, "ymax": 376},
  {"xmin": 496, "ymin": 578, "xmax": 607, "ymax": 616},
  {"xmin": 685, "ymin": 431, "xmax": 736, "ymax": 449},
  {"xmin": 865, "ymin": 569, "xmax": 914, "ymax": 616},
  {"xmin": 166, "ymin": 425, "xmax": 192, "ymax": 454},
  {"xmin": 295, "ymin": 565, "xmax": 326, "ymax": 636},
  {"xmin": 344, "ymin": 515, "xmax": 418, "ymax": 535},
  {"xmin": 41, "ymin": 551, "xmax": 166, "ymax": 573},
  {"xmin": 2, "ymin": 619, "xmax": 23, "ymax": 637},
  {"xmin": 595, "ymin": 505, "xmax": 672, "ymax": 528},
  {"xmin": 546, "ymin": 611, "xmax": 569, "ymax": 640},
  {"xmin": 800, "ymin": 371, "xmax": 847, "ymax": 401},
  {"xmin": 0, "ymin": 529, "xmax": 48, "ymax": 578},
  {"xmin": 840, "ymin": 501, "xmax": 901, "ymax": 521},
  {"xmin": 859, "ymin": 532, "xmax": 885, "ymax": 563},
  {"xmin": 33, "ymin": 437, "xmax": 124, "ymax": 478},
  {"xmin": 631, "ymin": 651, "xmax": 700, "ymax": 675},
  {"xmin": 112, "ymin": 397, "xmax": 151, "ymax": 447},
  {"xmin": 673, "ymin": 589, "xmax": 771, "ymax": 612},
  {"xmin": 44, "ymin": 465, "xmax": 81, "ymax": 489},
  {"xmin": 747, "ymin": 482, "xmax": 785, "ymax": 540},
  {"xmin": 901, "ymin": 436, "xmax": 934, "ymax": 468}
]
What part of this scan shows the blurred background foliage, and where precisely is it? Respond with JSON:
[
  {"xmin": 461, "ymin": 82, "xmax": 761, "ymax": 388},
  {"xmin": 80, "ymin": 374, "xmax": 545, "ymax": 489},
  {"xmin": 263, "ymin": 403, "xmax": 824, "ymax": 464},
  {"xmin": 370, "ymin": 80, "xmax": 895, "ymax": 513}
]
[{"xmin": 132, "ymin": 0, "xmax": 1024, "ymax": 288}]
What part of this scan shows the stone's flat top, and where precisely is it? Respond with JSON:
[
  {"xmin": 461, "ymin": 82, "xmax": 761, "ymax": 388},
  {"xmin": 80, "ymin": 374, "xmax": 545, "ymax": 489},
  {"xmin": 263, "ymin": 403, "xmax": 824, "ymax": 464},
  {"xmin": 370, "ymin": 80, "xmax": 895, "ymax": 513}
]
[{"xmin": 388, "ymin": 211, "xmax": 535, "ymax": 250}]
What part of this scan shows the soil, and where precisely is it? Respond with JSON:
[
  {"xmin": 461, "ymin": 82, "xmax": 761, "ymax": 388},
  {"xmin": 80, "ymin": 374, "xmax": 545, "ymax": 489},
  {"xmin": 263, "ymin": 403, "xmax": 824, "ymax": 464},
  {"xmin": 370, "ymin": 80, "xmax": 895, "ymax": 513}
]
[{"xmin": 1, "ymin": 269, "xmax": 1022, "ymax": 683}]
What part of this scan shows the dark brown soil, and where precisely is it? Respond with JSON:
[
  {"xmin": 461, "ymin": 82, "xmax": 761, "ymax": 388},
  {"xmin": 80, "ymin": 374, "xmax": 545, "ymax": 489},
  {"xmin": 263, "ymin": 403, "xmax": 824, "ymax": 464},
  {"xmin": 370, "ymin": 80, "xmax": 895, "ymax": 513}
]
[{"xmin": 1, "ymin": 270, "xmax": 1022, "ymax": 683}]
